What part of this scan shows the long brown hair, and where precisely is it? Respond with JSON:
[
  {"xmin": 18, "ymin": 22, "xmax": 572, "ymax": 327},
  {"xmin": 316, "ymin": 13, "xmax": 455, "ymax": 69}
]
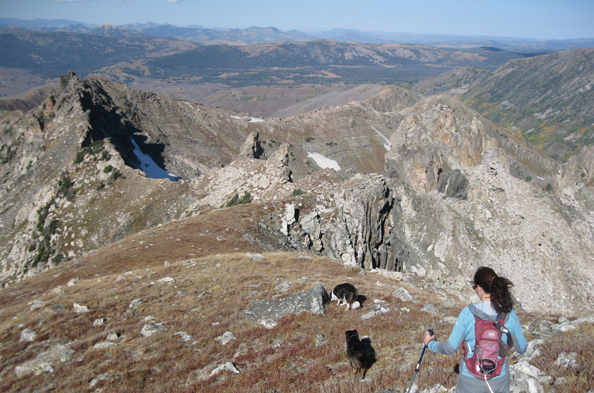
[{"xmin": 473, "ymin": 266, "xmax": 514, "ymax": 313}]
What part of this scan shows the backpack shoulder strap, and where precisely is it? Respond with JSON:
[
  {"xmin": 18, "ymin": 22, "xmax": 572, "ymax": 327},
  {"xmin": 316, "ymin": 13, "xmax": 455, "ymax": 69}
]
[
  {"xmin": 462, "ymin": 313, "xmax": 480, "ymax": 358},
  {"xmin": 494, "ymin": 312, "xmax": 514, "ymax": 354}
]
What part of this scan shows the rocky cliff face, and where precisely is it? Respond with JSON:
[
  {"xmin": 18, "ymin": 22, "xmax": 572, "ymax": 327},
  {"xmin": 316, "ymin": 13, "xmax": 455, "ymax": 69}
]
[
  {"xmin": 381, "ymin": 95, "xmax": 594, "ymax": 316},
  {"xmin": 2, "ymin": 73, "xmax": 594, "ymax": 317},
  {"xmin": 259, "ymin": 95, "xmax": 594, "ymax": 316}
]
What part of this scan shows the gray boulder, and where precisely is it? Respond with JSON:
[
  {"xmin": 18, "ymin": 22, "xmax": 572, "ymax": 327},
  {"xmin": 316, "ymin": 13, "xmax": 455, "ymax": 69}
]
[
  {"xmin": 175, "ymin": 331, "xmax": 192, "ymax": 342},
  {"xmin": 243, "ymin": 284, "xmax": 330, "ymax": 324},
  {"xmin": 421, "ymin": 304, "xmax": 440, "ymax": 315},
  {"xmin": 94, "ymin": 342, "xmax": 117, "ymax": 349},
  {"xmin": 15, "ymin": 344, "xmax": 74, "ymax": 377},
  {"xmin": 510, "ymin": 360, "xmax": 551, "ymax": 393},
  {"xmin": 128, "ymin": 299, "xmax": 142, "ymax": 310},
  {"xmin": 211, "ymin": 361, "xmax": 240, "ymax": 376},
  {"xmin": 140, "ymin": 322, "xmax": 167, "ymax": 338},
  {"xmin": 392, "ymin": 287, "xmax": 418, "ymax": 303},
  {"xmin": 215, "ymin": 331, "xmax": 235, "ymax": 345},
  {"xmin": 73, "ymin": 303, "xmax": 89, "ymax": 313},
  {"xmin": 90, "ymin": 372, "xmax": 112, "ymax": 388},
  {"xmin": 19, "ymin": 328, "xmax": 36, "ymax": 342},
  {"xmin": 554, "ymin": 352, "xmax": 578, "ymax": 368},
  {"xmin": 29, "ymin": 299, "xmax": 46, "ymax": 310}
]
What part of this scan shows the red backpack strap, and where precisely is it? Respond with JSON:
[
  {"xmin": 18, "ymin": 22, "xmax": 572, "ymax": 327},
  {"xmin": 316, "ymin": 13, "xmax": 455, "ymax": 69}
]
[
  {"xmin": 494, "ymin": 312, "xmax": 514, "ymax": 356},
  {"xmin": 462, "ymin": 314, "xmax": 479, "ymax": 359}
]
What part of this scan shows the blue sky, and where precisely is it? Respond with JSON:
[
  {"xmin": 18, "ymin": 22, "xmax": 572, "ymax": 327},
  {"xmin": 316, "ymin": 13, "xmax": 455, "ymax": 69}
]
[{"xmin": 1, "ymin": 0, "xmax": 593, "ymax": 39}]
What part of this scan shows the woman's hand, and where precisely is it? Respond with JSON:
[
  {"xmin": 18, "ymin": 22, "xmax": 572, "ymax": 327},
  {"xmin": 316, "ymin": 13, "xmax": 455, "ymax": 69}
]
[{"xmin": 424, "ymin": 330, "xmax": 436, "ymax": 346}]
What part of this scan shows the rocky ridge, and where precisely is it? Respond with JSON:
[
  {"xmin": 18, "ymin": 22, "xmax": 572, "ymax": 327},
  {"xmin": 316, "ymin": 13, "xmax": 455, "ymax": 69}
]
[
  {"xmin": 2, "ymin": 73, "xmax": 594, "ymax": 319},
  {"xmin": 441, "ymin": 49, "xmax": 594, "ymax": 161}
]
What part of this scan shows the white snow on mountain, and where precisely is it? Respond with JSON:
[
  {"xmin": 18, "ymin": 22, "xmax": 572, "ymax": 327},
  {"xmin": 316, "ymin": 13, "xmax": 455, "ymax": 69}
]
[
  {"xmin": 307, "ymin": 152, "xmax": 341, "ymax": 171},
  {"xmin": 130, "ymin": 138, "xmax": 179, "ymax": 181}
]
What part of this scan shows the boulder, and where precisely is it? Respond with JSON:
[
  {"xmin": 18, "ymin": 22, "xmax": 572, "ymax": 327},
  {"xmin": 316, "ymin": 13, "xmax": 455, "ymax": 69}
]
[
  {"xmin": 89, "ymin": 372, "xmax": 112, "ymax": 388},
  {"xmin": 140, "ymin": 322, "xmax": 167, "ymax": 338},
  {"xmin": 94, "ymin": 342, "xmax": 117, "ymax": 349},
  {"xmin": 19, "ymin": 328, "xmax": 36, "ymax": 342},
  {"xmin": 421, "ymin": 304, "xmax": 440, "ymax": 315},
  {"xmin": 93, "ymin": 318, "xmax": 109, "ymax": 326},
  {"xmin": 45, "ymin": 305, "xmax": 66, "ymax": 314},
  {"xmin": 211, "ymin": 361, "xmax": 240, "ymax": 376},
  {"xmin": 392, "ymin": 287, "xmax": 418, "ymax": 303},
  {"xmin": 128, "ymin": 299, "xmax": 142, "ymax": 310},
  {"xmin": 243, "ymin": 284, "xmax": 330, "ymax": 324},
  {"xmin": 73, "ymin": 303, "xmax": 89, "ymax": 313},
  {"xmin": 15, "ymin": 344, "xmax": 74, "ymax": 377},
  {"xmin": 29, "ymin": 300, "xmax": 46, "ymax": 310},
  {"xmin": 175, "ymin": 331, "xmax": 192, "ymax": 342},
  {"xmin": 215, "ymin": 331, "xmax": 235, "ymax": 345}
]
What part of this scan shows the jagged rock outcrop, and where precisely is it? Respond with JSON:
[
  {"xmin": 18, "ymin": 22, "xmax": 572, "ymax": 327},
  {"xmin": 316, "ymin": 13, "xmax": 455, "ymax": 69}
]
[
  {"xmin": 278, "ymin": 174, "xmax": 412, "ymax": 271},
  {"xmin": 556, "ymin": 145, "xmax": 594, "ymax": 189},
  {"xmin": 238, "ymin": 131, "xmax": 264, "ymax": 159},
  {"xmin": 190, "ymin": 141, "xmax": 294, "ymax": 209}
]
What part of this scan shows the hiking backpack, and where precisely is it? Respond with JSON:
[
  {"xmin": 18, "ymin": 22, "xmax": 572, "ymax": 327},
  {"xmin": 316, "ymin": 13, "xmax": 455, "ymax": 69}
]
[{"xmin": 463, "ymin": 313, "xmax": 513, "ymax": 380}]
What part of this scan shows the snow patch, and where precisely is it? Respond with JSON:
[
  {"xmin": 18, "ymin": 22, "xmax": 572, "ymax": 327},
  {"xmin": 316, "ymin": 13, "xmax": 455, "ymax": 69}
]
[
  {"xmin": 130, "ymin": 138, "xmax": 179, "ymax": 181},
  {"xmin": 370, "ymin": 125, "xmax": 391, "ymax": 151},
  {"xmin": 230, "ymin": 115, "xmax": 265, "ymax": 123},
  {"xmin": 307, "ymin": 152, "xmax": 341, "ymax": 171}
]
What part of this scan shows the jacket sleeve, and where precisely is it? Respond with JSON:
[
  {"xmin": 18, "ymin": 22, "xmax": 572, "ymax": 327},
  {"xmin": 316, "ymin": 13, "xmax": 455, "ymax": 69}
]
[
  {"xmin": 428, "ymin": 308, "xmax": 469, "ymax": 355},
  {"xmin": 508, "ymin": 311, "xmax": 527, "ymax": 354}
]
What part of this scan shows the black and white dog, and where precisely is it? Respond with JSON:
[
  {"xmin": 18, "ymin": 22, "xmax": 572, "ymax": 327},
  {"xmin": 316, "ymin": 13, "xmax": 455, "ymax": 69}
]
[
  {"xmin": 345, "ymin": 329, "xmax": 369, "ymax": 379},
  {"xmin": 331, "ymin": 283, "xmax": 361, "ymax": 310}
]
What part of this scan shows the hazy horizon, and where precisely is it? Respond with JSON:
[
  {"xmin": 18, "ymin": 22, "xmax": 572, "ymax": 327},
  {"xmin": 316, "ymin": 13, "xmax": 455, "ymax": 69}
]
[{"xmin": 1, "ymin": 0, "xmax": 593, "ymax": 40}]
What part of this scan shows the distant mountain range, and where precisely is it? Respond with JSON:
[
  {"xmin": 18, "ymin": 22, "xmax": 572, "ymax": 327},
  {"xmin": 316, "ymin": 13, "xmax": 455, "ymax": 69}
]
[
  {"xmin": 2, "ymin": 18, "xmax": 594, "ymax": 50},
  {"xmin": 0, "ymin": 28, "xmax": 536, "ymax": 82},
  {"xmin": 0, "ymin": 28, "xmax": 200, "ymax": 78},
  {"xmin": 1, "ymin": 19, "xmax": 594, "ymax": 160}
]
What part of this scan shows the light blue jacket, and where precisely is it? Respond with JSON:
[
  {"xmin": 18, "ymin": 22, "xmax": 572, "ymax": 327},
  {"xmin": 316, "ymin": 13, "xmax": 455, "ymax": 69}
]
[{"xmin": 427, "ymin": 301, "xmax": 527, "ymax": 379}]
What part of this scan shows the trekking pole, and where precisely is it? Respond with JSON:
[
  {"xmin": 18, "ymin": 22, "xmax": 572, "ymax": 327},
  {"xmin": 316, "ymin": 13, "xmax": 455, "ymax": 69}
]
[{"xmin": 406, "ymin": 329, "xmax": 434, "ymax": 393}]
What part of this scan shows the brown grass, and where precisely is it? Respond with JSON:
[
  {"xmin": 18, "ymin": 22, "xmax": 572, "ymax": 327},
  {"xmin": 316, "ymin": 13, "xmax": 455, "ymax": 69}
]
[
  {"xmin": 0, "ymin": 227, "xmax": 582, "ymax": 393},
  {"xmin": 531, "ymin": 322, "xmax": 594, "ymax": 393}
]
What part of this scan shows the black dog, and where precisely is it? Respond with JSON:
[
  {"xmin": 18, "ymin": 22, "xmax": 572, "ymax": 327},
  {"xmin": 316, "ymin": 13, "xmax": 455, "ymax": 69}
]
[
  {"xmin": 331, "ymin": 283, "xmax": 361, "ymax": 310},
  {"xmin": 345, "ymin": 329, "xmax": 369, "ymax": 379}
]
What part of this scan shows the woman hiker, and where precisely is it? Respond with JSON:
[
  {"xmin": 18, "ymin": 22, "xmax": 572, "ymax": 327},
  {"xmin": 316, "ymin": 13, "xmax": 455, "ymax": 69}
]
[{"xmin": 422, "ymin": 266, "xmax": 527, "ymax": 393}]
